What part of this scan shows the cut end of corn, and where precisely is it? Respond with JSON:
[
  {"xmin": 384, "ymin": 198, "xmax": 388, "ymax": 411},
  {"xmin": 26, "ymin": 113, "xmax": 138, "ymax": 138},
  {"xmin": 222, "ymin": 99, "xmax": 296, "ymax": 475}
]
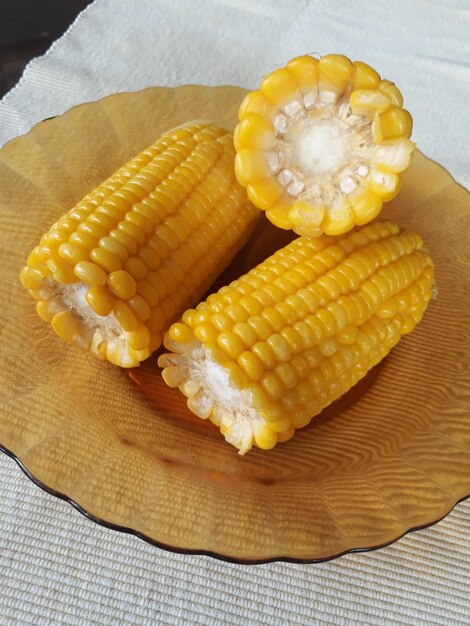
[
  {"xmin": 234, "ymin": 54, "xmax": 415, "ymax": 237},
  {"xmin": 159, "ymin": 221, "xmax": 434, "ymax": 454},
  {"xmin": 21, "ymin": 122, "xmax": 259, "ymax": 367}
]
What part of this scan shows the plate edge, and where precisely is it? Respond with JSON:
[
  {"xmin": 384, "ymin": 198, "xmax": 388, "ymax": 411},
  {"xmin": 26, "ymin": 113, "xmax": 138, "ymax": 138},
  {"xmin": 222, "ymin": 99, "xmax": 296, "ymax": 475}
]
[{"xmin": 1, "ymin": 442, "xmax": 468, "ymax": 566}]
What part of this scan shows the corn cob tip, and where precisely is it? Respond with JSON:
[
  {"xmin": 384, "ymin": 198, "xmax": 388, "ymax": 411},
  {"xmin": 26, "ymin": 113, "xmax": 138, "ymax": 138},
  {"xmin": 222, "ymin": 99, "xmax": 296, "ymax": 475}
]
[{"xmin": 234, "ymin": 54, "xmax": 415, "ymax": 238}]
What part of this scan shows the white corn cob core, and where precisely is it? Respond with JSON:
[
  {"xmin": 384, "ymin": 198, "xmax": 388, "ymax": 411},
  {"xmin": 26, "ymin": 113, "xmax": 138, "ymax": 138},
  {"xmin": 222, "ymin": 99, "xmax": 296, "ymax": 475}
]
[
  {"xmin": 275, "ymin": 93, "xmax": 372, "ymax": 205},
  {"xmin": 161, "ymin": 346, "xmax": 259, "ymax": 454}
]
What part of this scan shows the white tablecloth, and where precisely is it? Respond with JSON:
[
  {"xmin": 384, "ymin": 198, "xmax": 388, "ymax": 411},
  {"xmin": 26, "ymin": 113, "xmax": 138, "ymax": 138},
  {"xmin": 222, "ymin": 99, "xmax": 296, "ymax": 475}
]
[{"xmin": 1, "ymin": 1, "xmax": 469, "ymax": 624}]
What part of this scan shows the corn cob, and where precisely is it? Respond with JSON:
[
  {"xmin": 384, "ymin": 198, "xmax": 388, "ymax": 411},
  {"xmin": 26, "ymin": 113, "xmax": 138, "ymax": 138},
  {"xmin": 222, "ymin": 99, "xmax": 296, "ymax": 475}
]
[
  {"xmin": 158, "ymin": 221, "xmax": 434, "ymax": 454},
  {"xmin": 234, "ymin": 54, "xmax": 415, "ymax": 238},
  {"xmin": 20, "ymin": 122, "xmax": 259, "ymax": 367}
]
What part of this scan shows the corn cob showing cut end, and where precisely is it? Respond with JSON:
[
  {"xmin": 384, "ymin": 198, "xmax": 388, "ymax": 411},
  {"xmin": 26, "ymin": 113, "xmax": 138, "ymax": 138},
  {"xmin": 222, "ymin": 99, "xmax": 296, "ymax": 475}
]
[
  {"xmin": 234, "ymin": 54, "xmax": 415, "ymax": 238},
  {"xmin": 20, "ymin": 122, "xmax": 259, "ymax": 367},
  {"xmin": 159, "ymin": 221, "xmax": 434, "ymax": 454}
]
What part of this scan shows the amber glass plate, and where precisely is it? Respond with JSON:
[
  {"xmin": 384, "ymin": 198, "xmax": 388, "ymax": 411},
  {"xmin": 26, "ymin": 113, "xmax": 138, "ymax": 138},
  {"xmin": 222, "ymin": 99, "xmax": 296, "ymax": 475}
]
[{"xmin": 0, "ymin": 86, "xmax": 469, "ymax": 563}]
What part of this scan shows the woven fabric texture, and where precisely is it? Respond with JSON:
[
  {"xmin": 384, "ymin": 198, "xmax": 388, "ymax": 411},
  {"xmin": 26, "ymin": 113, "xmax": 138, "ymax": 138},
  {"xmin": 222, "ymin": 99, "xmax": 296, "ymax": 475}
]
[{"xmin": 0, "ymin": 1, "xmax": 469, "ymax": 624}]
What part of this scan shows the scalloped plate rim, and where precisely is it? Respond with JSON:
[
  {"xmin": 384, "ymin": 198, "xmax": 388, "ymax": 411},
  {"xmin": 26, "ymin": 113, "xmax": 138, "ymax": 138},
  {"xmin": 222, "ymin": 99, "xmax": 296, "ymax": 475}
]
[{"xmin": 2, "ymin": 442, "xmax": 468, "ymax": 565}]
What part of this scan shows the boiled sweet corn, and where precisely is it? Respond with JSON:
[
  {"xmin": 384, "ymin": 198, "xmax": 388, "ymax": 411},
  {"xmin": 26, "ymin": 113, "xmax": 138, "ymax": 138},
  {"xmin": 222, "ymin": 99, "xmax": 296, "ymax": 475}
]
[
  {"xmin": 20, "ymin": 122, "xmax": 259, "ymax": 367},
  {"xmin": 234, "ymin": 54, "xmax": 415, "ymax": 237},
  {"xmin": 158, "ymin": 221, "xmax": 434, "ymax": 454}
]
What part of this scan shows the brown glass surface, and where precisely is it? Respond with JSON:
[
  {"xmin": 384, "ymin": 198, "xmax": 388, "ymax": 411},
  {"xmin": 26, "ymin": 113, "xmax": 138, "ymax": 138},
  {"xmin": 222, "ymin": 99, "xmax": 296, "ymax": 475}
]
[{"xmin": 0, "ymin": 86, "xmax": 469, "ymax": 563}]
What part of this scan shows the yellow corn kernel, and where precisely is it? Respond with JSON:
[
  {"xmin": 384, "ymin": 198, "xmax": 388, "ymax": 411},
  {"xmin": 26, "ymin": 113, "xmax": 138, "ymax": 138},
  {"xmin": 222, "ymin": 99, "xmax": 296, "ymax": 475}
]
[
  {"xmin": 193, "ymin": 322, "xmax": 219, "ymax": 344},
  {"xmin": 125, "ymin": 326, "xmax": 151, "ymax": 351},
  {"xmin": 350, "ymin": 89, "xmax": 391, "ymax": 117},
  {"xmin": 74, "ymin": 261, "xmax": 107, "ymax": 287},
  {"xmin": 127, "ymin": 295, "xmax": 152, "ymax": 322},
  {"xmin": 124, "ymin": 257, "xmax": 148, "ymax": 280},
  {"xmin": 51, "ymin": 310, "xmax": 81, "ymax": 342},
  {"xmin": 113, "ymin": 300, "xmax": 138, "ymax": 331},
  {"xmin": 277, "ymin": 425, "xmax": 296, "ymax": 442},
  {"xmin": 371, "ymin": 138, "xmax": 415, "ymax": 173},
  {"xmin": 238, "ymin": 90, "xmax": 274, "ymax": 120},
  {"xmin": 266, "ymin": 202, "xmax": 292, "ymax": 230},
  {"xmin": 337, "ymin": 325, "xmax": 359, "ymax": 345},
  {"xmin": 287, "ymin": 55, "xmax": 319, "ymax": 92},
  {"xmin": 35, "ymin": 300, "xmax": 55, "ymax": 322},
  {"xmin": 364, "ymin": 166, "xmax": 401, "ymax": 201},
  {"xmin": 225, "ymin": 362, "xmax": 248, "ymax": 389},
  {"xmin": 281, "ymin": 327, "xmax": 303, "ymax": 353},
  {"xmin": 235, "ymin": 53, "xmax": 414, "ymax": 237},
  {"xmin": 320, "ymin": 196, "xmax": 355, "ymax": 237},
  {"xmin": 352, "ymin": 61, "xmax": 380, "ymax": 90},
  {"xmin": 373, "ymin": 106, "xmax": 413, "ymax": 142},
  {"xmin": 260, "ymin": 371, "xmax": 284, "ymax": 401},
  {"xmin": 377, "ymin": 297, "xmax": 399, "ymax": 319},
  {"xmin": 187, "ymin": 391, "xmax": 214, "ymax": 419},
  {"xmin": 318, "ymin": 54, "xmax": 353, "ymax": 93},
  {"xmin": 162, "ymin": 365, "xmax": 186, "ymax": 388},
  {"xmin": 159, "ymin": 221, "xmax": 434, "ymax": 454},
  {"xmin": 377, "ymin": 80, "xmax": 403, "ymax": 107},
  {"xmin": 58, "ymin": 242, "xmax": 90, "ymax": 265},
  {"xmin": 237, "ymin": 351, "xmax": 264, "ymax": 382},
  {"xmin": 260, "ymin": 68, "xmax": 299, "ymax": 106},
  {"xmin": 232, "ymin": 322, "xmax": 258, "ymax": 348},
  {"xmin": 169, "ymin": 322, "xmax": 196, "ymax": 345},
  {"xmin": 90, "ymin": 247, "xmax": 123, "ymax": 273},
  {"xmin": 247, "ymin": 179, "xmax": 284, "ymax": 211},
  {"xmin": 106, "ymin": 270, "xmax": 137, "ymax": 300},
  {"xmin": 347, "ymin": 188, "xmax": 383, "ymax": 225},
  {"xmin": 252, "ymin": 421, "xmax": 277, "ymax": 450},
  {"xmin": 85, "ymin": 286, "xmax": 114, "ymax": 317},
  {"xmin": 233, "ymin": 113, "xmax": 276, "ymax": 151},
  {"xmin": 262, "ymin": 307, "xmax": 285, "ymax": 332},
  {"xmin": 98, "ymin": 236, "xmax": 129, "ymax": 262},
  {"xmin": 252, "ymin": 341, "xmax": 277, "ymax": 369},
  {"xmin": 27, "ymin": 246, "xmax": 49, "ymax": 268},
  {"xmin": 288, "ymin": 199, "xmax": 325, "ymax": 229},
  {"xmin": 19, "ymin": 267, "xmax": 42, "ymax": 290},
  {"xmin": 235, "ymin": 149, "xmax": 277, "ymax": 185},
  {"xmin": 52, "ymin": 264, "xmax": 77, "ymax": 285},
  {"xmin": 110, "ymin": 229, "xmax": 138, "ymax": 256},
  {"xmin": 217, "ymin": 331, "xmax": 245, "ymax": 360}
]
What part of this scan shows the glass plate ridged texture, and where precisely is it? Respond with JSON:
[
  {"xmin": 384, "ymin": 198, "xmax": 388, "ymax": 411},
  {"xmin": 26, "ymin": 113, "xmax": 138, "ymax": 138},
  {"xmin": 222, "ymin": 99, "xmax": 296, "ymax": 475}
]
[{"xmin": 0, "ymin": 85, "xmax": 469, "ymax": 563}]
